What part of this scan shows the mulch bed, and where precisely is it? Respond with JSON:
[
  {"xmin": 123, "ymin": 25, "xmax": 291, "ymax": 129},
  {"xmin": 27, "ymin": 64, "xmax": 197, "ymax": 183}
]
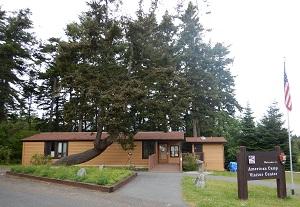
[{"xmin": 6, "ymin": 171, "xmax": 137, "ymax": 193}]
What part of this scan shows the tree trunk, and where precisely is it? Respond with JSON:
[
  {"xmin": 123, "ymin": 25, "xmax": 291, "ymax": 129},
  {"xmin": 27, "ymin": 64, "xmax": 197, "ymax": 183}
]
[
  {"xmin": 49, "ymin": 78, "xmax": 58, "ymax": 124},
  {"xmin": 78, "ymin": 118, "xmax": 83, "ymax": 132},
  {"xmin": 54, "ymin": 133, "xmax": 113, "ymax": 165},
  {"xmin": 54, "ymin": 112, "xmax": 113, "ymax": 166},
  {"xmin": 193, "ymin": 118, "xmax": 198, "ymax": 137}
]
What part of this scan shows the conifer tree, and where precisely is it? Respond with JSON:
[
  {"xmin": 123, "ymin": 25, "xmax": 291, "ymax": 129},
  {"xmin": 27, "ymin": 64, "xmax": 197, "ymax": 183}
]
[
  {"xmin": 239, "ymin": 104, "xmax": 258, "ymax": 150},
  {"xmin": 0, "ymin": 8, "xmax": 36, "ymax": 121}
]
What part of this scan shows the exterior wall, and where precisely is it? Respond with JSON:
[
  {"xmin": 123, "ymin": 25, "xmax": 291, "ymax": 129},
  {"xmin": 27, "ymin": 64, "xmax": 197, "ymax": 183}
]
[
  {"xmin": 68, "ymin": 141, "xmax": 148, "ymax": 167},
  {"xmin": 21, "ymin": 140, "xmax": 182, "ymax": 167},
  {"xmin": 22, "ymin": 142, "xmax": 45, "ymax": 165},
  {"xmin": 203, "ymin": 143, "xmax": 225, "ymax": 171}
]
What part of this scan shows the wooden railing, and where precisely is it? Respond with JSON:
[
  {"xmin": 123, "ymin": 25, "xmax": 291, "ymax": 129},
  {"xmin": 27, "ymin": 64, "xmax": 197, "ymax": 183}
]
[{"xmin": 148, "ymin": 153, "xmax": 157, "ymax": 170}]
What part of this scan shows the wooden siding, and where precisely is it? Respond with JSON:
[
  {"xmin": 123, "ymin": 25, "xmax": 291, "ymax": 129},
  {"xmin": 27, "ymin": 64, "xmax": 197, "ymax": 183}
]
[
  {"xmin": 203, "ymin": 143, "xmax": 224, "ymax": 171},
  {"xmin": 68, "ymin": 141, "xmax": 148, "ymax": 167},
  {"xmin": 22, "ymin": 142, "xmax": 45, "ymax": 165}
]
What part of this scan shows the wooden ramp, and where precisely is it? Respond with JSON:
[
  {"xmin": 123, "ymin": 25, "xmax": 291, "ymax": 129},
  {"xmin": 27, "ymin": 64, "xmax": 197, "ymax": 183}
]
[{"xmin": 150, "ymin": 164, "xmax": 181, "ymax": 172}]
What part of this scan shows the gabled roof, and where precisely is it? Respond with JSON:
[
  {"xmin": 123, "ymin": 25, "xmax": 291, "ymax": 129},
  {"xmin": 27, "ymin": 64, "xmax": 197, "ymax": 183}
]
[
  {"xmin": 22, "ymin": 131, "xmax": 185, "ymax": 141},
  {"xmin": 185, "ymin": 136, "xmax": 227, "ymax": 143}
]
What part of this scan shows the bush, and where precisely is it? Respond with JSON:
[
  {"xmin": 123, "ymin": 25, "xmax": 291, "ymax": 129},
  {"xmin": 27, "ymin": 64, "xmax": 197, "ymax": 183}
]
[
  {"xmin": 97, "ymin": 176, "xmax": 109, "ymax": 185},
  {"xmin": 30, "ymin": 154, "xmax": 52, "ymax": 165},
  {"xmin": 182, "ymin": 153, "xmax": 198, "ymax": 171},
  {"xmin": 0, "ymin": 146, "xmax": 12, "ymax": 164}
]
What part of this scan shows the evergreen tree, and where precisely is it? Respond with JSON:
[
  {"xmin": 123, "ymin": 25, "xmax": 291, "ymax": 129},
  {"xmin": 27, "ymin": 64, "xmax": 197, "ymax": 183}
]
[
  {"xmin": 256, "ymin": 102, "xmax": 288, "ymax": 152},
  {"xmin": 256, "ymin": 102, "xmax": 297, "ymax": 169},
  {"xmin": 0, "ymin": 8, "xmax": 36, "ymax": 121},
  {"xmin": 126, "ymin": 4, "xmax": 189, "ymax": 132},
  {"xmin": 176, "ymin": 2, "xmax": 239, "ymax": 136},
  {"xmin": 36, "ymin": 38, "xmax": 66, "ymax": 131},
  {"xmin": 238, "ymin": 104, "xmax": 258, "ymax": 150}
]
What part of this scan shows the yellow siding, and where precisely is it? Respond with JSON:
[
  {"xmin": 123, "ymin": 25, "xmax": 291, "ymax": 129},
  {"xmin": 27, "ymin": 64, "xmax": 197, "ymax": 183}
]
[
  {"xmin": 22, "ymin": 142, "xmax": 45, "ymax": 165},
  {"xmin": 68, "ymin": 141, "xmax": 148, "ymax": 167},
  {"xmin": 203, "ymin": 144, "xmax": 224, "ymax": 171}
]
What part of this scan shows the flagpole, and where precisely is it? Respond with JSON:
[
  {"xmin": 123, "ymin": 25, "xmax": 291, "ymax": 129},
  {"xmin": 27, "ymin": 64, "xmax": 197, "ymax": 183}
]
[
  {"xmin": 284, "ymin": 59, "xmax": 295, "ymax": 195},
  {"xmin": 287, "ymin": 110, "xmax": 295, "ymax": 195}
]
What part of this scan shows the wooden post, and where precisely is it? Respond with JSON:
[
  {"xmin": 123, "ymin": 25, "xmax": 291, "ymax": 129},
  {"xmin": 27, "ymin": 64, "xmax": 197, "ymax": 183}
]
[
  {"xmin": 275, "ymin": 146, "xmax": 287, "ymax": 198},
  {"xmin": 237, "ymin": 146, "xmax": 248, "ymax": 200},
  {"xmin": 192, "ymin": 144, "xmax": 195, "ymax": 155}
]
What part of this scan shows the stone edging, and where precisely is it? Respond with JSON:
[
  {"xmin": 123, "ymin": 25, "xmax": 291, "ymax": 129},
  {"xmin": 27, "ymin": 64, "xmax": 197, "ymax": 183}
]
[{"xmin": 6, "ymin": 171, "xmax": 137, "ymax": 193}]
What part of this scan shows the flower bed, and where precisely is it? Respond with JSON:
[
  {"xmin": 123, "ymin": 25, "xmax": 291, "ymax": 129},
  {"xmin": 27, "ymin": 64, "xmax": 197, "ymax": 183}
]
[{"xmin": 9, "ymin": 165, "xmax": 136, "ymax": 192}]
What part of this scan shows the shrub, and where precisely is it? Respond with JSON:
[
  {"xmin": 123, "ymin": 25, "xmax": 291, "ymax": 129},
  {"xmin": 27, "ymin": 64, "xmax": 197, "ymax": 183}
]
[
  {"xmin": 30, "ymin": 154, "xmax": 52, "ymax": 165},
  {"xmin": 182, "ymin": 153, "xmax": 198, "ymax": 171},
  {"xmin": 97, "ymin": 176, "xmax": 109, "ymax": 185},
  {"xmin": 0, "ymin": 146, "xmax": 12, "ymax": 164}
]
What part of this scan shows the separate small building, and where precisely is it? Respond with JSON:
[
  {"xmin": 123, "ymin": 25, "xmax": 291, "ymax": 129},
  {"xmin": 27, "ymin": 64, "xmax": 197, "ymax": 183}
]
[
  {"xmin": 185, "ymin": 136, "xmax": 227, "ymax": 171},
  {"xmin": 22, "ymin": 131, "xmax": 184, "ymax": 171}
]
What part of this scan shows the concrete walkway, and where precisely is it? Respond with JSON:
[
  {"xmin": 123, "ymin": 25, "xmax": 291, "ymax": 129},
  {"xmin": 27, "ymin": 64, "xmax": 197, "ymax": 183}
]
[
  {"xmin": 0, "ymin": 170, "xmax": 187, "ymax": 207},
  {"xmin": 117, "ymin": 172, "xmax": 187, "ymax": 207}
]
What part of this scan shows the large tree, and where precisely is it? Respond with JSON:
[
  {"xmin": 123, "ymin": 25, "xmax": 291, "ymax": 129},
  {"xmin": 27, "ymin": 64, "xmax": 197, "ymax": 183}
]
[
  {"xmin": 53, "ymin": 0, "xmax": 192, "ymax": 165},
  {"xmin": 176, "ymin": 2, "xmax": 239, "ymax": 136},
  {"xmin": 0, "ymin": 8, "xmax": 36, "ymax": 121},
  {"xmin": 238, "ymin": 104, "xmax": 258, "ymax": 150},
  {"xmin": 256, "ymin": 102, "xmax": 288, "ymax": 151}
]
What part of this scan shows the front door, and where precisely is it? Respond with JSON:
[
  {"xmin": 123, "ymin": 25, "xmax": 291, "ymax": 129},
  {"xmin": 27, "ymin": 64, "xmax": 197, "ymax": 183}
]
[{"xmin": 159, "ymin": 143, "xmax": 168, "ymax": 163}]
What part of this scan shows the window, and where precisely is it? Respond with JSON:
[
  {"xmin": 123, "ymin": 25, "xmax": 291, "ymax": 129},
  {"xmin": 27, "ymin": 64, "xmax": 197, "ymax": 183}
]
[
  {"xmin": 194, "ymin": 144, "xmax": 203, "ymax": 152},
  {"xmin": 45, "ymin": 141, "xmax": 68, "ymax": 158},
  {"xmin": 181, "ymin": 142, "xmax": 192, "ymax": 153},
  {"xmin": 170, "ymin": 145, "xmax": 179, "ymax": 157},
  {"xmin": 142, "ymin": 141, "xmax": 156, "ymax": 159}
]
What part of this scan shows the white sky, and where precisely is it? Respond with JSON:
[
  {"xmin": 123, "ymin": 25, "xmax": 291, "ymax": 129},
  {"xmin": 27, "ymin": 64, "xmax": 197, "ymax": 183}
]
[{"xmin": 1, "ymin": 0, "xmax": 299, "ymax": 135}]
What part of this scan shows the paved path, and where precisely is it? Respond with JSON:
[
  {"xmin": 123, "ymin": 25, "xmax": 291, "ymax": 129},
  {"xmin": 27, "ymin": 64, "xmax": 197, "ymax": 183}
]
[
  {"xmin": 117, "ymin": 172, "xmax": 187, "ymax": 207},
  {"xmin": 0, "ymin": 170, "xmax": 187, "ymax": 207}
]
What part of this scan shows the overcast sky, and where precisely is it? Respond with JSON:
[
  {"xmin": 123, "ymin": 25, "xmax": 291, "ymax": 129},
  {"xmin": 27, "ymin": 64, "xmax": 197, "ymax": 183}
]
[{"xmin": 2, "ymin": 0, "xmax": 299, "ymax": 135}]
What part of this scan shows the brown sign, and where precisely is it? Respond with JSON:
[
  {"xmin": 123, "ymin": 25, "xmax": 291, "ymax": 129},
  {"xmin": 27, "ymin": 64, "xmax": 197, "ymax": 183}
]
[
  {"xmin": 246, "ymin": 151, "xmax": 283, "ymax": 180},
  {"xmin": 237, "ymin": 146, "xmax": 286, "ymax": 200}
]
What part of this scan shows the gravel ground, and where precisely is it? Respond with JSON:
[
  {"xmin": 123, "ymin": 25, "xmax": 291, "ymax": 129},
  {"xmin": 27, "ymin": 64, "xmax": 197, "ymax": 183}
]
[{"xmin": 0, "ymin": 170, "xmax": 187, "ymax": 207}]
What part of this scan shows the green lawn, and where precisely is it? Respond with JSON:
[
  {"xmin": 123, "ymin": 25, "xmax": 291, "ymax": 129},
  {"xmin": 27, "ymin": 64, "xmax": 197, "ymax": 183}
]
[
  {"xmin": 210, "ymin": 171, "xmax": 300, "ymax": 185},
  {"xmin": 182, "ymin": 176, "xmax": 300, "ymax": 207},
  {"xmin": 10, "ymin": 165, "xmax": 133, "ymax": 186}
]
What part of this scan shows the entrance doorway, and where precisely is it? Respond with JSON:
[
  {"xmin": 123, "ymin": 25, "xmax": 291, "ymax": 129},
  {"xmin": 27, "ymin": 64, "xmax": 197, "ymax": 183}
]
[{"xmin": 159, "ymin": 143, "xmax": 168, "ymax": 163}]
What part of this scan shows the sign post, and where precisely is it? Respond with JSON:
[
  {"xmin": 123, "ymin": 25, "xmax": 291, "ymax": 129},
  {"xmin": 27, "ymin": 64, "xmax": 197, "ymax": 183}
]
[{"xmin": 237, "ymin": 146, "xmax": 287, "ymax": 200}]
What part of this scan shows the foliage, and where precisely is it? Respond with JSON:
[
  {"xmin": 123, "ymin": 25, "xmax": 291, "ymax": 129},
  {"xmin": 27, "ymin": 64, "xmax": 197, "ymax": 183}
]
[
  {"xmin": 0, "ymin": 120, "xmax": 38, "ymax": 163},
  {"xmin": 30, "ymin": 154, "xmax": 52, "ymax": 165},
  {"xmin": 212, "ymin": 111, "xmax": 241, "ymax": 166},
  {"xmin": 182, "ymin": 176, "xmax": 300, "ymax": 207},
  {"xmin": 1, "ymin": 1, "xmax": 240, "ymax": 165},
  {"xmin": 10, "ymin": 165, "xmax": 133, "ymax": 186},
  {"xmin": 0, "ymin": 145, "xmax": 12, "ymax": 164},
  {"xmin": 182, "ymin": 153, "xmax": 198, "ymax": 171},
  {"xmin": 0, "ymin": 7, "xmax": 37, "ymax": 121},
  {"xmin": 238, "ymin": 104, "xmax": 258, "ymax": 150}
]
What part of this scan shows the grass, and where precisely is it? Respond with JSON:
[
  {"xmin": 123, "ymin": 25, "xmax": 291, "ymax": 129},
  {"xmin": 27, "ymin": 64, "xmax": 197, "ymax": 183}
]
[
  {"xmin": 10, "ymin": 165, "xmax": 133, "ymax": 186},
  {"xmin": 210, "ymin": 171, "xmax": 300, "ymax": 185},
  {"xmin": 0, "ymin": 164, "xmax": 20, "ymax": 169},
  {"xmin": 182, "ymin": 176, "xmax": 300, "ymax": 207}
]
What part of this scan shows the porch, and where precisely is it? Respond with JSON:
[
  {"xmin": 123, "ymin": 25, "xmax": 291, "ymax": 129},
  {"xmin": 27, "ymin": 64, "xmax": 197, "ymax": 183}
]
[{"xmin": 147, "ymin": 140, "xmax": 183, "ymax": 172}]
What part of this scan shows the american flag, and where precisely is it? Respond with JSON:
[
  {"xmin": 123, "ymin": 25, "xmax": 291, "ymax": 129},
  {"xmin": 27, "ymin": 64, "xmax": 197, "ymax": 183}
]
[{"xmin": 284, "ymin": 68, "xmax": 292, "ymax": 111}]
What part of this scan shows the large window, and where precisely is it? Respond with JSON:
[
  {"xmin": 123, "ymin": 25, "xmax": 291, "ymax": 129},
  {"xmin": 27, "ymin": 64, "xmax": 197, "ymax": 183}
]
[
  {"xmin": 142, "ymin": 141, "xmax": 156, "ymax": 159},
  {"xmin": 170, "ymin": 145, "xmax": 179, "ymax": 157},
  {"xmin": 45, "ymin": 141, "xmax": 68, "ymax": 158}
]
